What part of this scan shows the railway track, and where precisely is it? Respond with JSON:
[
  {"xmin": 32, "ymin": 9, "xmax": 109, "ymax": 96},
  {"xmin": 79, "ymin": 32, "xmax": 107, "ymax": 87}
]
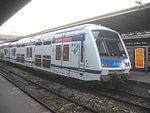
[
  {"xmin": 0, "ymin": 66, "xmax": 104, "ymax": 113},
  {"xmin": 0, "ymin": 65, "xmax": 149, "ymax": 112},
  {"xmin": 94, "ymin": 87, "xmax": 150, "ymax": 111}
]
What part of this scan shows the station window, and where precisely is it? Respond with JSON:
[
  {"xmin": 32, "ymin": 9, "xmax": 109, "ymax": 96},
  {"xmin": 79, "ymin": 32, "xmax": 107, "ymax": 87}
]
[
  {"xmin": 35, "ymin": 55, "xmax": 41, "ymax": 67},
  {"xmin": 63, "ymin": 45, "xmax": 69, "ymax": 61},
  {"xmin": 56, "ymin": 45, "xmax": 61, "ymax": 60},
  {"xmin": 43, "ymin": 55, "xmax": 51, "ymax": 68},
  {"xmin": 148, "ymin": 47, "xmax": 150, "ymax": 61}
]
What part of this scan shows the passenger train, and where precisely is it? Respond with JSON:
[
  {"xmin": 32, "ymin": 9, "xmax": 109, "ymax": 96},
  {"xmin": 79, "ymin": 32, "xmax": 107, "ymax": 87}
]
[{"xmin": 0, "ymin": 24, "xmax": 131, "ymax": 81}]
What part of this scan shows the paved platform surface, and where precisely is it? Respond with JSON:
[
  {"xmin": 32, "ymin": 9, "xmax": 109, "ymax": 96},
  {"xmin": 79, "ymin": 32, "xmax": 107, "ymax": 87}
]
[
  {"xmin": 128, "ymin": 71, "xmax": 150, "ymax": 84},
  {"xmin": 0, "ymin": 75, "xmax": 51, "ymax": 113}
]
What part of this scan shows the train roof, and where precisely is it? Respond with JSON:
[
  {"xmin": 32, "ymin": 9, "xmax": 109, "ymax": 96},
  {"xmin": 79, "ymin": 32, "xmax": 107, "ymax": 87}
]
[
  {"xmin": 47, "ymin": 24, "xmax": 112, "ymax": 34},
  {"xmin": 1, "ymin": 24, "xmax": 118, "ymax": 45}
]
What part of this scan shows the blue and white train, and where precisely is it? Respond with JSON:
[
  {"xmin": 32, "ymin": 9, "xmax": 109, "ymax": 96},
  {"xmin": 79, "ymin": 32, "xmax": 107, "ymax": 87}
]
[{"xmin": 0, "ymin": 24, "xmax": 131, "ymax": 81}]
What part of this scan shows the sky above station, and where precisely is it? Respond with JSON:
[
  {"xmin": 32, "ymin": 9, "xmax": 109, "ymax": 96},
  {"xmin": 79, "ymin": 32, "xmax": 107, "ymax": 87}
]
[{"xmin": 0, "ymin": 0, "xmax": 150, "ymax": 36}]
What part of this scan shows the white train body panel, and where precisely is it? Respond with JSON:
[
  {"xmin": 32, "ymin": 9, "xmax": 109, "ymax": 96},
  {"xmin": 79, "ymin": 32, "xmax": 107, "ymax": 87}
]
[{"xmin": 0, "ymin": 24, "xmax": 131, "ymax": 81}]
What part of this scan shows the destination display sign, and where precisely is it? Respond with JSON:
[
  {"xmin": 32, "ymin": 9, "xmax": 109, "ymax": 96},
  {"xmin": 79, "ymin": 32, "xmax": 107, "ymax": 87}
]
[{"xmin": 123, "ymin": 37, "xmax": 150, "ymax": 46}]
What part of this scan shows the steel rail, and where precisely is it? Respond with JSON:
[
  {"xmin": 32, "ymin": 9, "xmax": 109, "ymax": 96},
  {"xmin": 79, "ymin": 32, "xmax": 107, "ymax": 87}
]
[{"xmin": 0, "ymin": 66, "xmax": 104, "ymax": 113}]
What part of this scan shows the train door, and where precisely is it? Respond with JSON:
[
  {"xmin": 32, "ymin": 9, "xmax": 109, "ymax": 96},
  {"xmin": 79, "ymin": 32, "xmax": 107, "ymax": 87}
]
[
  {"xmin": 70, "ymin": 41, "xmax": 85, "ymax": 69},
  {"xmin": 26, "ymin": 46, "xmax": 33, "ymax": 67},
  {"xmin": 54, "ymin": 44, "xmax": 62, "ymax": 66},
  {"xmin": 70, "ymin": 40, "xmax": 85, "ymax": 79},
  {"xmin": 61, "ymin": 43, "xmax": 70, "ymax": 76},
  {"xmin": 79, "ymin": 41, "xmax": 85, "ymax": 69},
  {"xmin": 62, "ymin": 43, "xmax": 70, "ymax": 66},
  {"xmin": 70, "ymin": 42, "xmax": 80, "ymax": 68}
]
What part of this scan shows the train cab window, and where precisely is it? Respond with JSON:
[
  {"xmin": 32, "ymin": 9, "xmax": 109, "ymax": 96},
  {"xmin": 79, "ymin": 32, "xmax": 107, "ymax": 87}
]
[
  {"xmin": 93, "ymin": 30, "xmax": 127, "ymax": 58},
  {"xmin": 35, "ymin": 55, "xmax": 41, "ymax": 67},
  {"xmin": 96, "ymin": 39, "xmax": 107, "ymax": 56},
  {"xmin": 56, "ymin": 45, "xmax": 61, "ymax": 60},
  {"xmin": 43, "ymin": 55, "xmax": 51, "ymax": 68},
  {"xmin": 63, "ymin": 45, "xmax": 69, "ymax": 61}
]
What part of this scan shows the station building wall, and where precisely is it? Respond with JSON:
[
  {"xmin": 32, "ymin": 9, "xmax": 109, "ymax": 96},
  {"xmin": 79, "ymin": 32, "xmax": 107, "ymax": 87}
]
[{"xmin": 123, "ymin": 36, "xmax": 150, "ymax": 72}]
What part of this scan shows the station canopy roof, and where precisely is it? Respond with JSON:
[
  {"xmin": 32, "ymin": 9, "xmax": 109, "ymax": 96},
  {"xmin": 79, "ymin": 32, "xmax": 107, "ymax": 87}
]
[
  {"xmin": 89, "ymin": 2, "xmax": 150, "ymax": 34},
  {"xmin": 0, "ymin": 1, "xmax": 150, "ymax": 38},
  {"xmin": 0, "ymin": 0, "xmax": 31, "ymax": 26},
  {"xmin": 36, "ymin": 2, "xmax": 150, "ymax": 35}
]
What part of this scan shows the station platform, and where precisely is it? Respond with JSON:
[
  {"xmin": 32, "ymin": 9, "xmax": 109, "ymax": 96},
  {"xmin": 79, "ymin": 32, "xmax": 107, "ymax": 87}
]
[
  {"xmin": 128, "ymin": 71, "xmax": 150, "ymax": 84},
  {"xmin": 0, "ymin": 75, "xmax": 51, "ymax": 113},
  {"xmin": 126, "ymin": 71, "xmax": 150, "ymax": 97}
]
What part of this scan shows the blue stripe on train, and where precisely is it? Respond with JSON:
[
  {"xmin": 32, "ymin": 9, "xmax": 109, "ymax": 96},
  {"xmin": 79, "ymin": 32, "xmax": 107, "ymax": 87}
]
[
  {"xmin": 51, "ymin": 64, "xmax": 100, "ymax": 74},
  {"xmin": 101, "ymin": 59, "xmax": 123, "ymax": 68}
]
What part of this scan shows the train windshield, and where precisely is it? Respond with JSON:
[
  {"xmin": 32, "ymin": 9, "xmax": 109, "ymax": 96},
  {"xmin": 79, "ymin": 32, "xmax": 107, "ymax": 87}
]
[{"xmin": 92, "ymin": 30, "xmax": 127, "ymax": 59}]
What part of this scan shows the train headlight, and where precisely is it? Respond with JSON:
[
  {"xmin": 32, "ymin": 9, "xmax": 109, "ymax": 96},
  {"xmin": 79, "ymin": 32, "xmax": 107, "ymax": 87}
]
[
  {"xmin": 124, "ymin": 61, "xmax": 130, "ymax": 67},
  {"xmin": 102, "ymin": 63, "xmax": 109, "ymax": 67}
]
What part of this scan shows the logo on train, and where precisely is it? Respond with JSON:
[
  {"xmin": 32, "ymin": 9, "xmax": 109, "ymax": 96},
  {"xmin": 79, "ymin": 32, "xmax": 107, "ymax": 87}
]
[{"xmin": 71, "ymin": 43, "xmax": 79, "ymax": 55}]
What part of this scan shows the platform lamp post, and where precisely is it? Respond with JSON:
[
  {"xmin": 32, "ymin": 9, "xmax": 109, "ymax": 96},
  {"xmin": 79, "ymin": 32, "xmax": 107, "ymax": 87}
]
[{"xmin": 135, "ymin": 0, "xmax": 142, "ymax": 6}]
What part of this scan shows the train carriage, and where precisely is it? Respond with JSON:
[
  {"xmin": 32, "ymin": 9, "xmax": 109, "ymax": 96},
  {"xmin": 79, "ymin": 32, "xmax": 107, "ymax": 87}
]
[
  {"xmin": 0, "ymin": 43, "xmax": 5, "ymax": 60},
  {"xmin": 0, "ymin": 24, "xmax": 131, "ymax": 81},
  {"xmin": 9, "ymin": 41, "xmax": 17, "ymax": 63}
]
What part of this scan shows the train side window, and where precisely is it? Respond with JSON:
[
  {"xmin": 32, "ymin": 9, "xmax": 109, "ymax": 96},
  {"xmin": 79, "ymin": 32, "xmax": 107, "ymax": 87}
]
[
  {"xmin": 43, "ymin": 55, "xmax": 51, "ymax": 68},
  {"xmin": 4, "ymin": 49, "xmax": 8, "ymax": 55},
  {"xmin": 63, "ymin": 45, "xmax": 69, "ymax": 61},
  {"xmin": 26, "ymin": 47, "xmax": 32, "ymax": 58},
  {"xmin": 17, "ymin": 54, "xmax": 20, "ymax": 62},
  {"xmin": 12, "ymin": 49, "xmax": 13, "ymax": 56},
  {"xmin": 43, "ymin": 41, "xmax": 51, "ymax": 45},
  {"xmin": 35, "ymin": 55, "xmax": 41, "ymax": 67},
  {"xmin": 56, "ymin": 45, "xmax": 61, "ymax": 60},
  {"xmin": 26, "ymin": 48, "xmax": 29, "ymax": 57},
  {"xmin": 14, "ymin": 48, "xmax": 16, "ymax": 56},
  {"xmin": 12, "ymin": 48, "xmax": 16, "ymax": 56},
  {"xmin": 0, "ymin": 53, "xmax": 4, "ymax": 58},
  {"xmin": 96, "ymin": 39, "xmax": 108, "ymax": 56},
  {"xmin": 29, "ymin": 47, "xmax": 32, "ymax": 57},
  {"xmin": 35, "ymin": 41, "xmax": 42, "ymax": 46},
  {"xmin": 21, "ymin": 54, "xmax": 25, "ymax": 63},
  {"xmin": 80, "ymin": 41, "xmax": 84, "ymax": 62}
]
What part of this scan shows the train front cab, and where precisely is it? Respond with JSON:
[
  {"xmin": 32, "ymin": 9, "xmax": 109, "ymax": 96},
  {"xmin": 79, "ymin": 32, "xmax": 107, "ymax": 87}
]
[{"xmin": 92, "ymin": 29, "xmax": 131, "ymax": 81}]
